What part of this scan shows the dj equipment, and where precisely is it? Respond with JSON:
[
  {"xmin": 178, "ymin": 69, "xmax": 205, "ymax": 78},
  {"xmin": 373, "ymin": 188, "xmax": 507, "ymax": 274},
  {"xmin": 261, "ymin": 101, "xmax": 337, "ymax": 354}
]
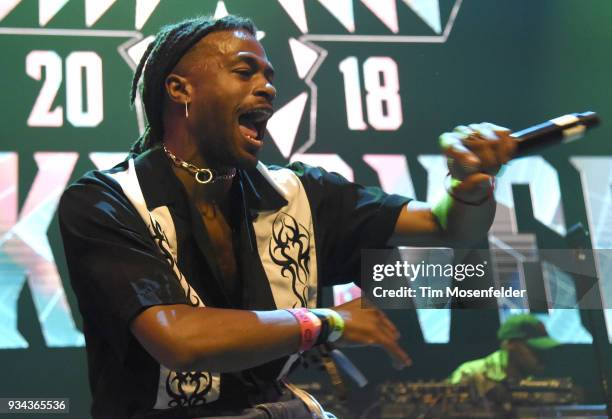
[
  {"xmin": 510, "ymin": 378, "xmax": 576, "ymax": 405},
  {"xmin": 294, "ymin": 378, "xmax": 606, "ymax": 418},
  {"xmin": 373, "ymin": 378, "xmax": 590, "ymax": 419}
]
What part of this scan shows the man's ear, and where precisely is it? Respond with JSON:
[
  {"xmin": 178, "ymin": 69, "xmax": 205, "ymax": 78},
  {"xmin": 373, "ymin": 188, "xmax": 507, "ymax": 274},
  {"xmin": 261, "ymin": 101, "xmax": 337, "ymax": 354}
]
[{"xmin": 165, "ymin": 73, "xmax": 192, "ymax": 104}]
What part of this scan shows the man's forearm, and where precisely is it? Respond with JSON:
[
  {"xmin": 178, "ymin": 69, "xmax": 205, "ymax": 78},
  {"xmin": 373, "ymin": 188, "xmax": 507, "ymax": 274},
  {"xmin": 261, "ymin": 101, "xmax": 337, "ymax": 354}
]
[
  {"xmin": 432, "ymin": 190, "xmax": 496, "ymax": 247},
  {"xmin": 177, "ymin": 307, "xmax": 301, "ymax": 372},
  {"xmin": 133, "ymin": 300, "xmax": 410, "ymax": 374},
  {"xmin": 387, "ymin": 182, "xmax": 496, "ymax": 248},
  {"xmin": 132, "ymin": 305, "xmax": 302, "ymax": 373}
]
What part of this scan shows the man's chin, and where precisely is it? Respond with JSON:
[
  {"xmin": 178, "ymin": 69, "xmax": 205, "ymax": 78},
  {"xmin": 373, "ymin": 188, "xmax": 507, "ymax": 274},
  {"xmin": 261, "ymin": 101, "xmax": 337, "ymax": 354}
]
[
  {"xmin": 236, "ymin": 134, "xmax": 264, "ymax": 165},
  {"xmin": 224, "ymin": 145, "xmax": 259, "ymax": 169},
  {"xmin": 234, "ymin": 153, "xmax": 259, "ymax": 169}
]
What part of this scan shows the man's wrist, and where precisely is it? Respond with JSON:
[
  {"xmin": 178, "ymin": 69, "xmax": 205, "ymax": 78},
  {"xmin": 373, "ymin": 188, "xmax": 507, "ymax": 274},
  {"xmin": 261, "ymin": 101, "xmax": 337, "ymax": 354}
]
[
  {"xmin": 286, "ymin": 308, "xmax": 346, "ymax": 352},
  {"xmin": 285, "ymin": 308, "xmax": 321, "ymax": 352},
  {"xmin": 310, "ymin": 309, "xmax": 345, "ymax": 344},
  {"xmin": 445, "ymin": 174, "xmax": 495, "ymax": 206}
]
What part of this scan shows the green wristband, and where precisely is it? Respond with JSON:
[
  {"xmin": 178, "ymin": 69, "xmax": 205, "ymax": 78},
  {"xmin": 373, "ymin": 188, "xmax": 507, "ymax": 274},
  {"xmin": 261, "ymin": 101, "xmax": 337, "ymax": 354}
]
[{"xmin": 310, "ymin": 308, "xmax": 345, "ymax": 343}]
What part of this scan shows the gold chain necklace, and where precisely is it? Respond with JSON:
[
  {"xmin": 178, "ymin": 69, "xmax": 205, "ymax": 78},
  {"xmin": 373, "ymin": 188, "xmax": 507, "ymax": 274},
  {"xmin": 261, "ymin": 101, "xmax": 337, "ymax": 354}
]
[{"xmin": 163, "ymin": 145, "xmax": 236, "ymax": 184}]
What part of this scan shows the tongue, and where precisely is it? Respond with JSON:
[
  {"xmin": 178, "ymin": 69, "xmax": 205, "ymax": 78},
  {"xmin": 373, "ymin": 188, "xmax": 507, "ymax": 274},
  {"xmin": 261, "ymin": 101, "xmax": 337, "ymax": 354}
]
[{"xmin": 239, "ymin": 121, "xmax": 259, "ymax": 139}]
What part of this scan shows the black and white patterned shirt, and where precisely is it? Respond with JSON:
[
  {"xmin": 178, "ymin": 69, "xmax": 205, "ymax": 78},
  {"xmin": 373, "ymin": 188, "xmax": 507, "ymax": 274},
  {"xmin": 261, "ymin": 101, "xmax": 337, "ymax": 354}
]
[{"xmin": 58, "ymin": 145, "xmax": 409, "ymax": 419}]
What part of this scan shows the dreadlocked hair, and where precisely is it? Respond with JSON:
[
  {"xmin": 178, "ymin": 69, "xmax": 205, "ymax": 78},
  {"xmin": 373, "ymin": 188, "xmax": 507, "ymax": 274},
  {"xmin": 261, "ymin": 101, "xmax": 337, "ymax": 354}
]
[{"xmin": 129, "ymin": 15, "xmax": 257, "ymax": 155}]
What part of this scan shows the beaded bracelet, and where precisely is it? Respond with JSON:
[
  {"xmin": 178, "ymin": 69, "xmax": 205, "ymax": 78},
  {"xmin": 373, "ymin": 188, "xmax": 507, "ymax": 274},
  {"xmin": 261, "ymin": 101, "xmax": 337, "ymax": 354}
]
[{"xmin": 285, "ymin": 308, "xmax": 322, "ymax": 352}]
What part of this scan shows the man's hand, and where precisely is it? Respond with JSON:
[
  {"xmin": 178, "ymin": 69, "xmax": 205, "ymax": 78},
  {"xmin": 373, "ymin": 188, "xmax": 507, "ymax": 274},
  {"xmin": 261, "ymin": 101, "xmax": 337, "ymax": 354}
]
[
  {"xmin": 440, "ymin": 122, "xmax": 516, "ymax": 203},
  {"xmin": 333, "ymin": 297, "xmax": 412, "ymax": 370},
  {"xmin": 389, "ymin": 122, "xmax": 515, "ymax": 247}
]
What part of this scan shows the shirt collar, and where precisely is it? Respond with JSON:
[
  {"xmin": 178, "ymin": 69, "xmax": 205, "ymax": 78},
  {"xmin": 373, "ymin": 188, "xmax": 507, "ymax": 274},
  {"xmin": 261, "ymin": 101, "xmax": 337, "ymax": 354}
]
[
  {"xmin": 241, "ymin": 162, "xmax": 288, "ymax": 212},
  {"xmin": 133, "ymin": 146, "xmax": 288, "ymax": 211}
]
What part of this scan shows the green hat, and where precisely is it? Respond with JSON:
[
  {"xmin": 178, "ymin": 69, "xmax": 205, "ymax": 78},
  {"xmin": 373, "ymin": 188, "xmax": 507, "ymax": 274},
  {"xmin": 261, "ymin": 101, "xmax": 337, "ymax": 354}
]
[{"xmin": 497, "ymin": 314, "xmax": 560, "ymax": 350}]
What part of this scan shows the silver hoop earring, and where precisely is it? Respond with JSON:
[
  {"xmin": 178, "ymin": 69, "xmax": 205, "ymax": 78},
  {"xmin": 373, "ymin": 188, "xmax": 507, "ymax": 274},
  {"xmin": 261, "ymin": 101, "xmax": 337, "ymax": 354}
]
[{"xmin": 184, "ymin": 102, "xmax": 189, "ymax": 119}]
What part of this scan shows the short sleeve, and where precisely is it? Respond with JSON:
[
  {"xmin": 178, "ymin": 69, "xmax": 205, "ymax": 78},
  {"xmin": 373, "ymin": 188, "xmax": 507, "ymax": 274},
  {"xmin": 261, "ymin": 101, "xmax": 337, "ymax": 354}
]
[
  {"xmin": 286, "ymin": 162, "xmax": 411, "ymax": 287},
  {"xmin": 58, "ymin": 172, "xmax": 189, "ymax": 361}
]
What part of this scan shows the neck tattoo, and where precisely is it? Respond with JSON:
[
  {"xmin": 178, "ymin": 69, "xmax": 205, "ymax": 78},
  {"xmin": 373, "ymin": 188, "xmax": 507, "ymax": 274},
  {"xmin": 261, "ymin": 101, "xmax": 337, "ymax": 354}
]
[{"xmin": 163, "ymin": 144, "xmax": 236, "ymax": 184}]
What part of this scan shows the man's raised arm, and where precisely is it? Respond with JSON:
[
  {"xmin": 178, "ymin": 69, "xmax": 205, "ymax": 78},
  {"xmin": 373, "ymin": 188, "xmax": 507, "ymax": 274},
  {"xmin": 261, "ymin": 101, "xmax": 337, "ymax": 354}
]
[{"xmin": 388, "ymin": 122, "xmax": 516, "ymax": 248}]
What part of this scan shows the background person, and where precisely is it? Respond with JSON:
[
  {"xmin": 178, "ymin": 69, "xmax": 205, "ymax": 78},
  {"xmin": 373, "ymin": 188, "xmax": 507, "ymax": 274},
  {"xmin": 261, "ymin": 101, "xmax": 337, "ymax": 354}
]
[{"xmin": 449, "ymin": 313, "xmax": 560, "ymax": 395}]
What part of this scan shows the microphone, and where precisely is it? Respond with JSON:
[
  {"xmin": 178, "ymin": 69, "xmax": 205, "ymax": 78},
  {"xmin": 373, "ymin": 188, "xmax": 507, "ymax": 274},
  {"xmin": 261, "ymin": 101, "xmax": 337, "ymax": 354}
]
[{"xmin": 512, "ymin": 111, "xmax": 600, "ymax": 156}]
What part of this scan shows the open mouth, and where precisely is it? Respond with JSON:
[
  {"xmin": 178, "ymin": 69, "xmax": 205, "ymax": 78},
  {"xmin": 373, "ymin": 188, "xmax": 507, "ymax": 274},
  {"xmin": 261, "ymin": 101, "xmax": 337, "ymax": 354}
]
[{"xmin": 238, "ymin": 107, "xmax": 273, "ymax": 143}]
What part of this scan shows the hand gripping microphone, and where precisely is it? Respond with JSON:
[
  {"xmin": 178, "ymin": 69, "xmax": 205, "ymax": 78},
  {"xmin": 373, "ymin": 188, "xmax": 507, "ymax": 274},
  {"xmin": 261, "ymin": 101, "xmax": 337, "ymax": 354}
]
[
  {"xmin": 512, "ymin": 111, "xmax": 600, "ymax": 156},
  {"xmin": 448, "ymin": 111, "xmax": 600, "ymax": 179}
]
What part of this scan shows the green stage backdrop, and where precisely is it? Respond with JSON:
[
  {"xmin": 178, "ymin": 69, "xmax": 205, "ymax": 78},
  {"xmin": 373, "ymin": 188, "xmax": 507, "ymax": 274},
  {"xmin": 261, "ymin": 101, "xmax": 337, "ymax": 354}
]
[{"xmin": 1, "ymin": 0, "xmax": 612, "ymax": 417}]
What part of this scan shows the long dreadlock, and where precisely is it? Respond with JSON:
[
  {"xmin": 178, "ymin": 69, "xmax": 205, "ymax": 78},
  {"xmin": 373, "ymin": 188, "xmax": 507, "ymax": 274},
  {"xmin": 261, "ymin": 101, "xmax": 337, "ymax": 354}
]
[{"xmin": 129, "ymin": 15, "xmax": 257, "ymax": 155}]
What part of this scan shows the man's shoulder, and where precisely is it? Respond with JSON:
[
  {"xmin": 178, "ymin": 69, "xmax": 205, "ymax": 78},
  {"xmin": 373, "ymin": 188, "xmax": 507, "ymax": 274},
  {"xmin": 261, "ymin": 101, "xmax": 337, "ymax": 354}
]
[
  {"xmin": 59, "ymin": 160, "xmax": 130, "ymax": 216},
  {"xmin": 70, "ymin": 163, "xmax": 126, "ymax": 187}
]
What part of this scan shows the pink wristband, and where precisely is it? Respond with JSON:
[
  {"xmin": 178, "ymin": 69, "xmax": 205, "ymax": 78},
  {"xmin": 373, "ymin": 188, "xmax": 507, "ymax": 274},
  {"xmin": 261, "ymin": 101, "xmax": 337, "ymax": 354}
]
[{"xmin": 286, "ymin": 308, "xmax": 321, "ymax": 352}]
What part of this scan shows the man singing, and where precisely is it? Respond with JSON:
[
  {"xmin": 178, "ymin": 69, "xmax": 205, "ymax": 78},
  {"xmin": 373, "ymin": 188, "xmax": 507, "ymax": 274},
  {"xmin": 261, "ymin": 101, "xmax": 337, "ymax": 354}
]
[{"xmin": 59, "ymin": 15, "xmax": 515, "ymax": 419}]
